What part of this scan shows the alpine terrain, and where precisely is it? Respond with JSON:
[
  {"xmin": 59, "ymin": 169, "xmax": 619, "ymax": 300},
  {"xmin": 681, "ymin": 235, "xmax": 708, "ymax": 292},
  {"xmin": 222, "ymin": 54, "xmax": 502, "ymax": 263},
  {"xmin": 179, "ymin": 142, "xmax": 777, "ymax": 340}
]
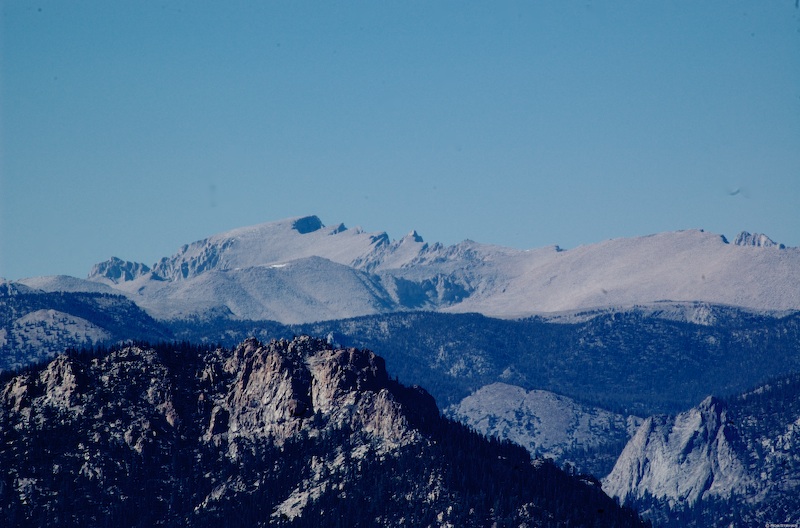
[
  {"xmin": 2, "ymin": 215, "xmax": 799, "ymax": 527},
  {"xmin": 603, "ymin": 373, "xmax": 800, "ymax": 527},
  {"xmin": 17, "ymin": 215, "xmax": 799, "ymax": 323}
]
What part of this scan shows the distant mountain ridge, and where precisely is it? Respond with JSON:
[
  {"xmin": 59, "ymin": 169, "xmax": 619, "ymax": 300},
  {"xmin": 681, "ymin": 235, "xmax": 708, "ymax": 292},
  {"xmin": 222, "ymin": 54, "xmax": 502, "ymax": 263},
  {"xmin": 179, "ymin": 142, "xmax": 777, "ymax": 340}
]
[
  {"xmin": 18, "ymin": 214, "xmax": 795, "ymax": 324},
  {"xmin": 4, "ymin": 216, "xmax": 800, "ymax": 527},
  {"xmin": 0, "ymin": 282, "xmax": 170, "ymax": 371}
]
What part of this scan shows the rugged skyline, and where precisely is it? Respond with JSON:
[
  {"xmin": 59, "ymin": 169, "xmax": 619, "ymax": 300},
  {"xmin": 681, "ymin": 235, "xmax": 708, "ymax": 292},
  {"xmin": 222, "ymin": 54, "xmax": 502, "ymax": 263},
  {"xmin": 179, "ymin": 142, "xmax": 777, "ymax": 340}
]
[
  {"xmin": 11, "ymin": 215, "xmax": 800, "ymax": 326},
  {"xmin": 0, "ymin": 337, "xmax": 648, "ymax": 527},
  {"xmin": 3, "ymin": 2, "xmax": 799, "ymax": 279}
]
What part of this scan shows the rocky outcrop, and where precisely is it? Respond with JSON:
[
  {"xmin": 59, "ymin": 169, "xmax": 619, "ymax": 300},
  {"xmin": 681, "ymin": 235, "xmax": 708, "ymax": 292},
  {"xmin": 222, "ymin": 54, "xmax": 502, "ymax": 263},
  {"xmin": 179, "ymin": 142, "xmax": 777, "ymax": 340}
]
[
  {"xmin": 88, "ymin": 256, "xmax": 151, "ymax": 283},
  {"xmin": 603, "ymin": 396, "xmax": 750, "ymax": 507},
  {"xmin": 0, "ymin": 337, "xmax": 645, "ymax": 527},
  {"xmin": 733, "ymin": 231, "xmax": 785, "ymax": 249},
  {"xmin": 151, "ymin": 237, "xmax": 236, "ymax": 281},
  {"xmin": 211, "ymin": 337, "xmax": 432, "ymax": 447},
  {"xmin": 599, "ymin": 375, "xmax": 800, "ymax": 527}
]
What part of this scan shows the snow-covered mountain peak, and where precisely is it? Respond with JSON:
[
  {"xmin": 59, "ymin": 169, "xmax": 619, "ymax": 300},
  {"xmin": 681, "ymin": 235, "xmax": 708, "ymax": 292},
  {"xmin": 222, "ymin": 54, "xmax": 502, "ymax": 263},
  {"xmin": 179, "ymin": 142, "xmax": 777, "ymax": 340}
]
[
  {"xmin": 64, "ymin": 216, "xmax": 800, "ymax": 322},
  {"xmin": 404, "ymin": 230, "xmax": 424, "ymax": 243},
  {"xmin": 138, "ymin": 216, "xmax": 393, "ymax": 282},
  {"xmin": 105, "ymin": 216, "xmax": 499, "ymax": 287}
]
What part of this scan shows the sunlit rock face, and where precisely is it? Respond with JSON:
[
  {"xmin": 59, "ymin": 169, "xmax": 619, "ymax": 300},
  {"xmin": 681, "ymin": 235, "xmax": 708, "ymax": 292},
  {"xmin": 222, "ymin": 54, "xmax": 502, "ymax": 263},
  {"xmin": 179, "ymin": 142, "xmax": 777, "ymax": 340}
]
[
  {"xmin": 218, "ymin": 337, "xmax": 428, "ymax": 447},
  {"xmin": 601, "ymin": 375, "xmax": 800, "ymax": 527},
  {"xmin": 603, "ymin": 396, "xmax": 749, "ymax": 507}
]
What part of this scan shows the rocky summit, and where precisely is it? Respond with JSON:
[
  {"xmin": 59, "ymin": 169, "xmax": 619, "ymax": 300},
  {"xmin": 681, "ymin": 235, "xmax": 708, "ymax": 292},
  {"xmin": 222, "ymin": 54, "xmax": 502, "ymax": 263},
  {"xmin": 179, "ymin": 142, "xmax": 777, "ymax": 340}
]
[
  {"xmin": 601, "ymin": 375, "xmax": 800, "ymax": 527},
  {"xmin": 0, "ymin": 337, "xmax": 645, "ymax": 527}
]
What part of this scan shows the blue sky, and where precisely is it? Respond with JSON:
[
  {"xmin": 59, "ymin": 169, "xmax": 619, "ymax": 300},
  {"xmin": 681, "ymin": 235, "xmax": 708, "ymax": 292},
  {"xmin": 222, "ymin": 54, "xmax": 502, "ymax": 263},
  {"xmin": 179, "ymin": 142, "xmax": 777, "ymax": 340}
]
[{"xmin": 2, "ymin": 1, "xmax": 799, "ymax": 280}]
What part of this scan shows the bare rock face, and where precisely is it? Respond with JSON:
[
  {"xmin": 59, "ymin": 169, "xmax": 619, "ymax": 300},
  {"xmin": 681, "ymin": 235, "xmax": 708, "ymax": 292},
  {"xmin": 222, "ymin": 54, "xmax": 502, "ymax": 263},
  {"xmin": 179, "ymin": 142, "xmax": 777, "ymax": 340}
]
[
  {"xmin": 37, "ymin": 355, "xmax": 82, "ymax": 411},
  {"xmin": 88, "ymin": 256, "xmax": 151, "ymax": 283},
  {"xmin": 1, "ymin": 374, "xmax": 31, "ymax": 412},
  {"xmin": 602, "ymin": 396, "xmax": 750, "ymax": 507},
  {"xmin": 212, "ymin": 337, "xmax": 425, "ymax": 447},
  {"xmin": 223, "ymin": 338, "xmax": 314, "ymax": 440},
  {"xmin": 1, "ymin": 354, "xmax": 85, "ymax": 417}
]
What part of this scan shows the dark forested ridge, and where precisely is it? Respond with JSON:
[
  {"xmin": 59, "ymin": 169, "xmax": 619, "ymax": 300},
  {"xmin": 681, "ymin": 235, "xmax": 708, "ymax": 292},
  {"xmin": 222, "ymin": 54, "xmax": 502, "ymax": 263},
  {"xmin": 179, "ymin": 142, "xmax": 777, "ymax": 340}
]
[
  {"xmin": 7, "ymin": 284, "xmax": 799, "ymax": 418},
  {"xmin": 5, "ymin": 286, "xmax": 800, "ymax": 527},
  {"xmin": 0, "ymin": 338, "xmax": 646, "ymax": 527},
  {"xmin": 171, "ymin": 309, "xmax": 800, "ymax": 416},
  {"xmin": 0, "ymin": 285, "xmax": 170, "ymax": 371},
  {"xmin": 3, "ymin": 290, "xmax": 799, "ymax": 527}
]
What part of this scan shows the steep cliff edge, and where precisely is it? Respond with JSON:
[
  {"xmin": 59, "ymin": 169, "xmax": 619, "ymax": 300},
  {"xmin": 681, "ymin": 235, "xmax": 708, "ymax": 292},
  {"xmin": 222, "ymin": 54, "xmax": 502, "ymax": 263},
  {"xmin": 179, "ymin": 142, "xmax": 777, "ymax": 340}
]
[{"xmin": 602, "ymin": 376, "xmax": 800, "ymax": 527}]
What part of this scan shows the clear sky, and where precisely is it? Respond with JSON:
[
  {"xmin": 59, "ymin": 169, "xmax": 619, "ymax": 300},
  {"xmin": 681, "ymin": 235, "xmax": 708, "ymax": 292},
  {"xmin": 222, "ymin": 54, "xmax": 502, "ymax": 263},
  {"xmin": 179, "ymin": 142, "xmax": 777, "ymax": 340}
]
[{"xmin": 2, "ymin": 1, "xmax": 799, "ymax": 280}]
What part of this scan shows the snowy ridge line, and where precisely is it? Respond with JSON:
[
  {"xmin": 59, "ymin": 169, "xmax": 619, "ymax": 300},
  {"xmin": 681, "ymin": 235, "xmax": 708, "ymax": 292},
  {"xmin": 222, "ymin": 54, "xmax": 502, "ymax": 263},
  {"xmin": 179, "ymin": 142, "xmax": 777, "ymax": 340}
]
[{"xmin": 11, "ymin": 215, "xmax": 800, "ymax": 323}]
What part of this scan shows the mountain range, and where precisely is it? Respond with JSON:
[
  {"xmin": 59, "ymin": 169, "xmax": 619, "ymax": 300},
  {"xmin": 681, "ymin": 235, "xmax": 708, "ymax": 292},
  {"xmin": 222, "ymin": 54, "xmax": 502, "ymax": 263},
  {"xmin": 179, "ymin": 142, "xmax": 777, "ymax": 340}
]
[
  {"xmin": 3, "ymin": 215, "xmax": 800, "ymax": 527},
  {"xmin": 15, "ymin": 215, "xmax": 800, "ymax": 323}
]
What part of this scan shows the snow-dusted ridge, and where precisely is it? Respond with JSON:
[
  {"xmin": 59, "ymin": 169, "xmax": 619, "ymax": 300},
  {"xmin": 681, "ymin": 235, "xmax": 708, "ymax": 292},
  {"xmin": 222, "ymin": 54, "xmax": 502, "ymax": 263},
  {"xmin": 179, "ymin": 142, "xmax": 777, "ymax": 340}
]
[
  {"xmin": 19, "ymin": 275, "xmax": 117, "ymax": 294},
  {"xmin": 528, "ymin": 300, "xmax": 798, "ymax": 326},
  {"xmin": 14, "ymin": 216, "xmax": 800, "ymax": 323}
]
